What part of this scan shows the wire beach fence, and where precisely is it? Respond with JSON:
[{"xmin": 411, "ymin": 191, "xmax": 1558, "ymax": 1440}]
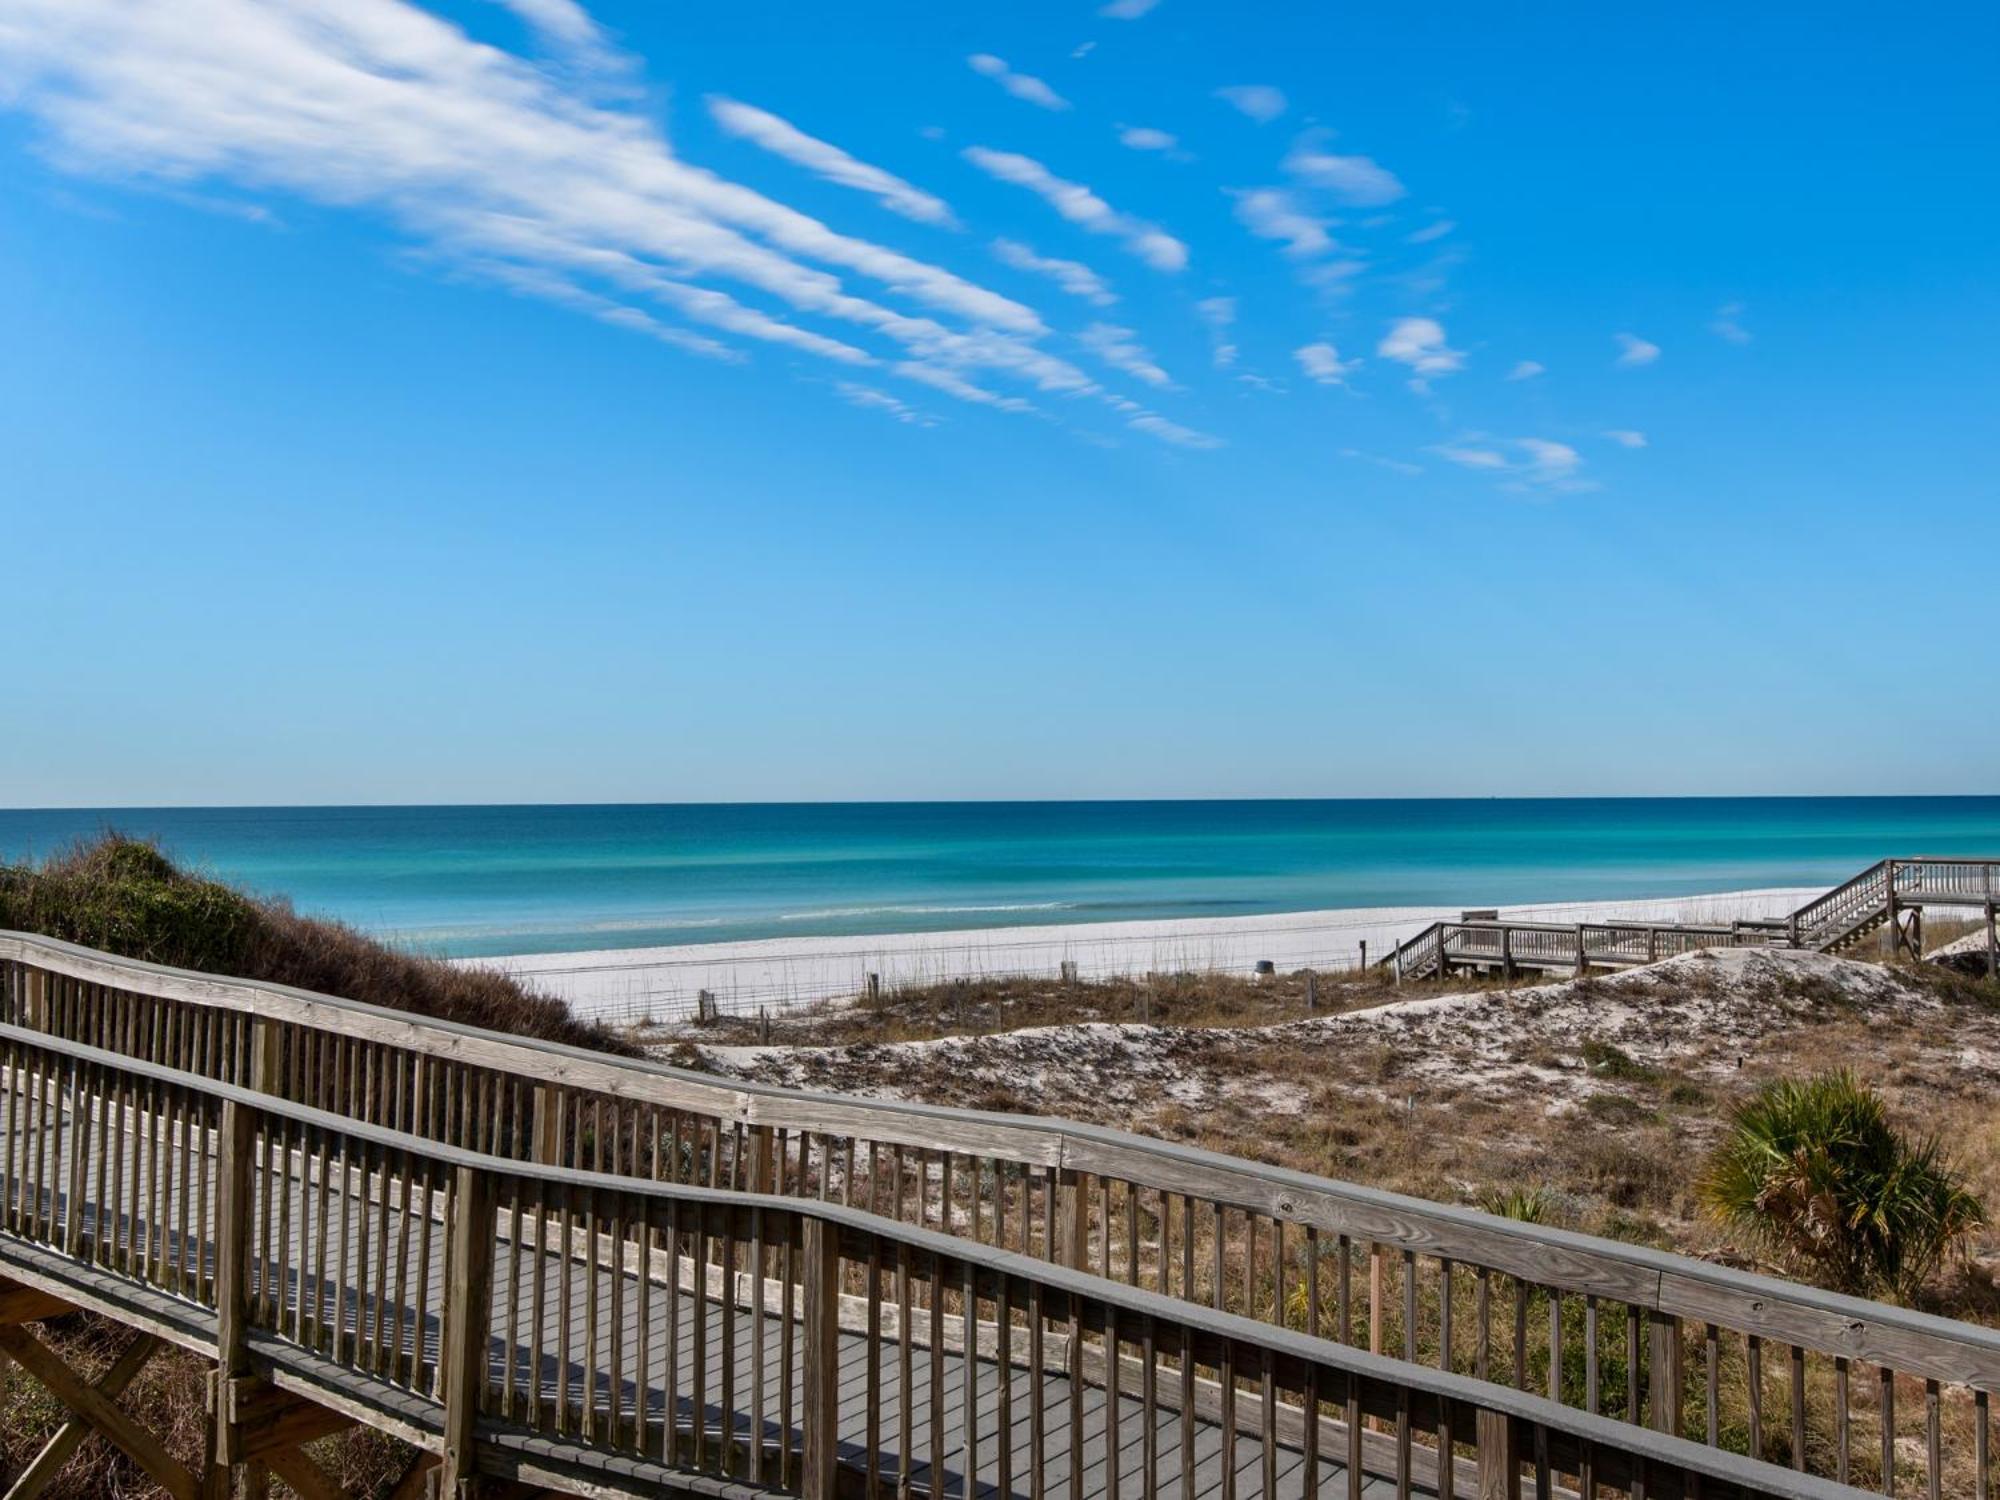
[{"xmin": 473, "ymin": 888, "xmax": 1823, "ymax": 1026}]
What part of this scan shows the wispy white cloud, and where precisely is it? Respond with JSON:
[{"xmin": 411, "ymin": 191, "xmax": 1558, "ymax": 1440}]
[
  {"xmin": 1214, "ymin": 84, "xmax": 1287, "ymax": 123},
  {"xmin": 967, "ymin": 54, "xmax": 1070, "ymax": 111},
  {"xmin": 1228, "ymin": 187, "xmax": 1331, "ymax": 257},
  {"xmin": 894, "ymin": 361, "xmax": 1035, "ymax": 413},
  {"xmin": 1341, "ymin": 447, "xmax": 1423, "ymax": 476},
  {"xmin": 1512, "ymin": 438, "xmax": 1587, "ymax": 490},
  {"xmin": 1294, "ymin": 340, "xmax": 1356, "ymax": 385},
  {"xmin": 1710, "ymin": 301, "xmax": 1751, "ymax": 344},
  {"xmin": 707, "ymin": 97, "xmax": 957, "ymax": 227},
  {"xmin": 1505, "ymin": 359, "xmax": 1545, "ymax": 381},
  {"xmin": 1195, "ymin": 295, "xmax": 1237, "ymax": 368},
  {"xmin": 1406, "ymin": 219, "xmax": 1455, "ymax": 244},
  {"xmin": 468, "ymin": 259, "xmax": 744, "ymax": 362},
  {"xmin": 1438, "ymin": 436, "xmax": 1590, "ymax": 492},
  {"xmin": 1099, "ymin": 0, "xmax": 1162, "ymax": 17},
  {"xmin": 1283, "ymin": 137, "xmax": 1405, "ymax": 206},
  {"xmin": 1378, "ymin": 317, "xmax": 1464, "ymax": 380},
  {"xmin": 991, "ymin": 238, "xmax": 1115, "ymax": 306},
  {"xmin": 835, "ymin": 381, "xmax": 934, "ymax": 425},
  {"xmin": 962, "ymin": 146, "xmax": 1187, "ymax": 271},
  {"xmin": 1614, "ymin": 332, "xmax": 1661, "ymax": 367},
  {"xmin": 0, "ymin": 0, "xmax": 1151, "ymax": 433},
  {"xmin": 1080, "ymin": 322, "xmax": 1171, "ymax": 387},
  {"xmin": 1117, "ymin": 125, "xmax": 1178, "ymax": 152},
  {"xmin": 1603, "ymin": 428, "xmax": 1647, "ymax": 448},
  {"xmin": 491, "ymin": 0, "xmax": 630, "ymax": 79},
  {"xmin": 1129, "ymin": 413, "xmax": 1222, "ymax": 449},
  {"xmin": 0, "ymin": 0, "xmax": 1227, "ymax": 452}
]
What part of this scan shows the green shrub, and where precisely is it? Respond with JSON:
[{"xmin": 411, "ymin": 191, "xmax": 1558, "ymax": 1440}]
[
  {"xmin": 0, "ymin": 834, "xmax": 629, "ymax": 1054},
  {"xmin": 1580, "ymin": 1037, "xmax": 1658, "ymax": 1082},
  {"xmin": 1479, "ymin": 1185, "xmax": 1560, "ymax": 1224},
  {"xmin": 1698, "ymin": 1070, "xmax": 1983, "ymax": 1301}
]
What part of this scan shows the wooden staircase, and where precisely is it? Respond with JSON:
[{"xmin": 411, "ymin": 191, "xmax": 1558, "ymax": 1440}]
[{"xmin": 1383, "ymin": 855, "xmax": 2000, "ymax": 982}]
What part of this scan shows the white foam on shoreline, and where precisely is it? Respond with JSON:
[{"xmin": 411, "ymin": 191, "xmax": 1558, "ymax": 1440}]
[{"xmin": 456, "ymin": 886, "xmax": 1821, "ymax": 1022}]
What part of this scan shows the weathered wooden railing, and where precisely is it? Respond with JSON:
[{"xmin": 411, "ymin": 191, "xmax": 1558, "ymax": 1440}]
[
  {"xmin": 0, "ymin": 1017, "xmax": 1875, "ymax": 1500},
  {"xmin": 1408, "ymin": 919, "xmax": 1791, "ymax": 981},
  {"xmin": 1389, "ymin": 856, "xmax": 2000, "ymax": 979},
  {"xmin": 4, "ymin": 930, "xmax": 1999, "ymax": 1496}
]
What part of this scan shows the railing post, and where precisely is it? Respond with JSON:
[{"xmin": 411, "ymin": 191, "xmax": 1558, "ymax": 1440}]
[
  {"xmin": 800, "ymin": 1215, "xmax": 841, "ymax": 1500},
  {"xmin": 1647, "ymin": 1311, "xmax": 1683, "ymax": 1436},
  {"xmin": 1475, "ymin": 1406, "xmax": 1519, "ymax": 1498},
  {"xmin": 210, "ymin": 1018, "xmax": 278, "ymax": 1477},
  {"xmin": 211, "ymin": 1107, "xmax": 258, "ymax": 1469},
  {"xmin": 440, "ymin": 1165, "xmax": 496, "ymax": 1498},
  {"xmin": 1056, "ymin": 1168, "xmax": 1090, "ymax": 1271},
  {"xmin": 529, "ymin": 1084, "xmax": 562, "ymax": 1166}
]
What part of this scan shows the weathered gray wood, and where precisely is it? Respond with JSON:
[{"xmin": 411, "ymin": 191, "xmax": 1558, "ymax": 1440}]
[
  {"xmin": 11, "ymin": 909, "xmax": 2000, "ymax": 1498},
  {"xmin": 800, "ymin": 1217, "xmax": 840, "ymax": 1499},
  {"xmin": 440, "ymin": 1165, "xmax": 494, "ymax": 1497},
  {"xmin": 211, "ymin": 1094, "xmax": 257, "ymax": 1466},
  {"xmin": 4, "ymin": 1330, "xmax": 160, "ymax": 1500},
  {"xmin": 1475, "ymin": 1406, "xmax": 1516, "ymax": 1499},
  {"xmin": 0, "ymin": 1322, "xmax": 198, "ymax": 1500}
]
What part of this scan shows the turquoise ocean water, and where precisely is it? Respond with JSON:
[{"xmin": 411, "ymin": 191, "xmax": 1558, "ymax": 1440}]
[{"xmin": 2, "ymin": 799, "xmax": 1997, "ymax": 959}]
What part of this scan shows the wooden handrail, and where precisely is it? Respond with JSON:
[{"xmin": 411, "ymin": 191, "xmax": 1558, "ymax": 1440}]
[
  {"xmin": 8, "ymin": 927, "xmax": 1998, "ymax": 1378},
  {"xmin": 5, "ymin": 927, "xmax": 2000, "ymax": 1494},
  {"xmin": 0, "ymin": 1020, "xmax": 1868, "ymax": 1500}
]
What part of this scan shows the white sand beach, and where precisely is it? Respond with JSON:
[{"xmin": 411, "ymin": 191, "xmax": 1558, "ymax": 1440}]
[{"xmin": 462, "ymin": 886, "xmax": 1821, "ymax": 1022}]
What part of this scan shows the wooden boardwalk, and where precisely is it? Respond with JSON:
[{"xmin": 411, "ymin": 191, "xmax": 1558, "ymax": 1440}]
[
  {"xmin": 5, "ymin": 1045, "xmax": 1471, "ymax": 1500},
  {"xmin": 1383, "ymin": 855, "xmax": 2000, "ymax": 982},
  {"xmin": 4, "ymin": 929, "xmax": 1980, "ymax": 1499}
]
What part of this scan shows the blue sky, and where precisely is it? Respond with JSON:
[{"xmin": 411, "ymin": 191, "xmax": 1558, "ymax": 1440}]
[{"xmin": 1, "ymin": 0, "xmax": 1995, "ymax": 805}]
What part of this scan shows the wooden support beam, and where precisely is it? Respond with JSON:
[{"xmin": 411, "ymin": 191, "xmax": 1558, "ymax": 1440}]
[
  {"xmin": 0, "ymin": 1324, "xmax": 198, "ymax": 1500},
  {"xmin": 0, "ymin": 1283, "xmax": 77, "ymax": 1326},
  {"xmin": 384, "ymin": 1451, "xmax": 440, "ymax": 1500},
  {"xmin": 262, "ymin": 1445, "xmax": 348, "ymax": 1500},
  {"xmin": 4, "ymin": 1332, "xmax": 161, "ymax": 1500},
  {"xmin": 230, "ymin": 1382, "xmax": 357, "ymax": 1458}
]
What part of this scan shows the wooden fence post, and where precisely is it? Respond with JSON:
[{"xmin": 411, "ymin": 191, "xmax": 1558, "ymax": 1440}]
[
  {"xmin": 440, "ymin": 1166, "xmax": 495, "ymax": 1498},
  {"xmin": 1475, "ymin": 1406, "xmax": 1518, "ymax": 1498},
  {"xmin": 800, "ymin": 1216, "xmax": 841, "ymax": 1500}
]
